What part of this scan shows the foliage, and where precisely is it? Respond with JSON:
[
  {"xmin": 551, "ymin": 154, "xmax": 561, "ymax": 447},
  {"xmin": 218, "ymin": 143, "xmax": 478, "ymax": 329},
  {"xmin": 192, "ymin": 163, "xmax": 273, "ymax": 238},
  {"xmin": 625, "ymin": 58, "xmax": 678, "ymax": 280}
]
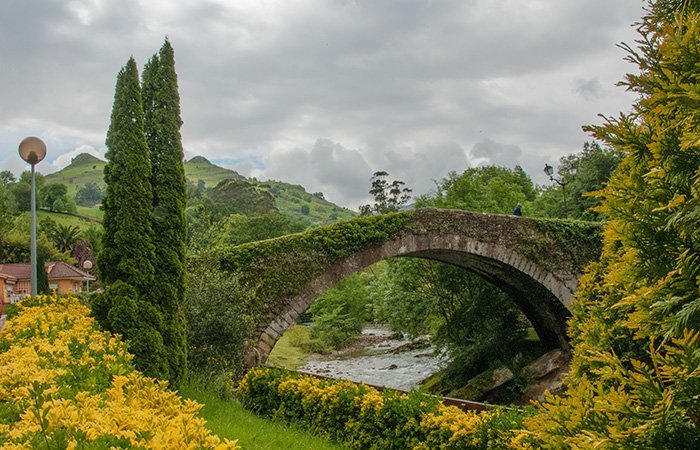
[
  {"xmin": 90, "ymin": 281, "xmax": 169, "ymax": 379},
  {"xmin": 74, "ymin": 181, "xmax": 104, "ymax": 206},
  {"xmin": 307, "ymin": 271, "xmax": 373, "ymax": 352},
  {"xmin": 238, "ymin": 367, "xmax": 527, "ymax": 449},
  {"xmin": 180, "ymin": 373, "xmax": 346, "ymax": 450},
  {"xmin": 422, "ymin": 165, "xmax": 536, "ymax": 215},
  {"xmin": 142, "ymin": 39, "xmax": 188, "ymax": 386},
  {"xmin": 184, "ymin": 259, "xmax": 255, "ymax": 378},
  {"xmin": 532, "ymin": 142, "xmax": 623, "ymax": 220},
  {"xmin": 371, "ymin": 258, "xmax": 528, "ymax": 395},
  {"xmin": 526, "ymin": 3, "xmax": 700, "ymax": 446},
  {"xmin": 99, "ymin": 56, "xmax": 156, "ymax": 295},
  {"xmin": 0, "ymin": 295, "xmax": 239, "ymax": 449},
  {"xmin": 40, "ymin": 182, "xmax": 77, "ymax": 214},
  {"xmin": 206, "ymin": 179, "xmax": 279, "ymax": 220},
  {"xmin": 212, "ymin": 211, "xmax": 415, "ymax": 322},
  {"xmin": 44, "ymin": 222, "xmax": 81, "ymax": 253},
  {"xmin": 192, "ymin": 212, "xmax": 308, "ymax": 253},
  {"xmin": 0, "ymin": 227, "xmax": 66, "ymax": 265},
  {"xmin": 359, "ymin": 171, "xmax": 412, "ymax": 215}
]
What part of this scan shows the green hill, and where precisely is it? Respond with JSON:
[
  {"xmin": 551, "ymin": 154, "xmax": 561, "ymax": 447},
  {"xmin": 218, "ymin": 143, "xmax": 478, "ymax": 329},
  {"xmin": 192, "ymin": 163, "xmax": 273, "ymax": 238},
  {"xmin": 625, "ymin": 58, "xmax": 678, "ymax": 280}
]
[{"xmin": 44, "ymin": 153, "xmax": 356, "ymax": 225}]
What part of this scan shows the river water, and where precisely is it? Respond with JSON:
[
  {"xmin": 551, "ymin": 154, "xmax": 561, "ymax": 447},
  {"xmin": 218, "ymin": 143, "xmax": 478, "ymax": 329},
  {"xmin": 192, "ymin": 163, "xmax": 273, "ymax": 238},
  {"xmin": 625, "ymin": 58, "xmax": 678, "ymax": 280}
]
[{"xmin": 300, "ymin": 326, "xmax": 446, "ymax": 391}]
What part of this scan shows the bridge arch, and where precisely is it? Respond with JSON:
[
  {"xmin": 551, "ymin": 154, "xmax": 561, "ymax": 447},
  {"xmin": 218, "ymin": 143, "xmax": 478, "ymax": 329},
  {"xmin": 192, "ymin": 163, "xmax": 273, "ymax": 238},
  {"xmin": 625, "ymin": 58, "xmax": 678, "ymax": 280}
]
[{"xmin": 206, "ymin": 209, "xmax": 602, "ymax": 365}]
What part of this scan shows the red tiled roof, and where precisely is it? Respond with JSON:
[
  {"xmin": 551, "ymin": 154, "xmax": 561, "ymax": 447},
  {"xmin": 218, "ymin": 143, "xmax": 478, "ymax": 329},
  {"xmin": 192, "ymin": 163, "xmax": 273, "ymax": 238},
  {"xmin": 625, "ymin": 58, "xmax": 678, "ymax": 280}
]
[{"xmin": 0, "ymin": 261, "xmax": 95, "ymax": 282}]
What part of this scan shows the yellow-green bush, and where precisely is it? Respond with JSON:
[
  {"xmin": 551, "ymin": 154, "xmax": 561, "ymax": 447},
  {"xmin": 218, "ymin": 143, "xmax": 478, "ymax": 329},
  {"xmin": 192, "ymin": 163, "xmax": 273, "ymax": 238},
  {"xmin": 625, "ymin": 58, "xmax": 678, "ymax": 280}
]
[
  {"xmin": 238, "ymin": 367, "xmax": 526, "ymax": 449},
  {"xmin": 0, "ymin": 295, "xmax": 239, "ymax": 449}
]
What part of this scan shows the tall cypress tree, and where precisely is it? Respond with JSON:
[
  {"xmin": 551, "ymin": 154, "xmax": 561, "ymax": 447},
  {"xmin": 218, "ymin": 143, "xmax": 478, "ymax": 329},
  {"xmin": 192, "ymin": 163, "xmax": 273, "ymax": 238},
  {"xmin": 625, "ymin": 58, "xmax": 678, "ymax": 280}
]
[
  {"xmin": 100, "ymin": 57, "xmax": 156, "ymax": 293},
  {"xmin": 96, "ymin": 58, "xmax": 169, "ymax": 380},
  {"xmin": 142, "ymin": 40, "xmax": 188, "ymax": 384}
]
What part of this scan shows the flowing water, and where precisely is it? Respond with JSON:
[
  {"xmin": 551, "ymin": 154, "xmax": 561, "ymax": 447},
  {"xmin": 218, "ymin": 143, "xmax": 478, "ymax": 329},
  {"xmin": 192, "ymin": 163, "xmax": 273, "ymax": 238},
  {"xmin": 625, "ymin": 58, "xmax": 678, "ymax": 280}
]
[{"xmin": 300, "ymin": 326, "xmax": 446, "ymax": 391}]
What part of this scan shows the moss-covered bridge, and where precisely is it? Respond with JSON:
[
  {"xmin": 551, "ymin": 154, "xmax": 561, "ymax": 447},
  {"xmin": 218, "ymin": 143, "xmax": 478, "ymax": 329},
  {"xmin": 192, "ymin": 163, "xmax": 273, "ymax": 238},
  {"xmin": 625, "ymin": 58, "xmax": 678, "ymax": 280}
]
[{"xmin": 205, "ymin": 208, "xmax": 602, "ymax": 365}]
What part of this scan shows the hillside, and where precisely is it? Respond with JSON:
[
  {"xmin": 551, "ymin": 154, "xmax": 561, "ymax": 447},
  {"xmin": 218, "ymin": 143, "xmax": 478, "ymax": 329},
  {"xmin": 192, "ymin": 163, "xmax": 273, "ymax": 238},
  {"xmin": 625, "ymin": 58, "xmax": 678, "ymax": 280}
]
[{"xmin": 44, "ymin": 153, "xmax": 356, "ymax": 225}]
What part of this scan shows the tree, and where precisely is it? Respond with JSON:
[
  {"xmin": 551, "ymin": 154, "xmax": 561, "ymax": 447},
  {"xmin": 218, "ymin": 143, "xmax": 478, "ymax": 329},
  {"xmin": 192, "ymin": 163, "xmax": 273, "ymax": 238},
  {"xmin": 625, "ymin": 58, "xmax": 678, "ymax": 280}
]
[
  {"xmin": 99, "ymin": 57, "xmax": 155, "ymax": 293},
  {"xmin": 359, "ymin": 171, "xmax": 412, "ymax": 215},
  {"xmin": 526, "ymin": 3, "xmax": 700, "ymax": 446},
  {"xmin": 532, "ymin": 142, "xmax": 622, "ymax": 220},
  {"xmin": 422, "ymin": 165, "xmax": 536, "ymax": 214},
  {"xmin": 96, "ymin": 57, "xmax": 166, "ymax": 381},
  {"xmin": 75, "ymin": 181, "xmax": 104, "ymax": 206},
  {"xmin": 142, "ymin": 39, "xmax": 188, "ymax": 384},
  {"xmin": 40, "ymin": 183, "xmax": 69, "ymax": 210},
  {"xmin": 46, "ymin": 224, "xmax": 81, "ymax": 253},
  {"xmin": 0, "ymin": 170, "xmax": 15, "ymax": 187}
]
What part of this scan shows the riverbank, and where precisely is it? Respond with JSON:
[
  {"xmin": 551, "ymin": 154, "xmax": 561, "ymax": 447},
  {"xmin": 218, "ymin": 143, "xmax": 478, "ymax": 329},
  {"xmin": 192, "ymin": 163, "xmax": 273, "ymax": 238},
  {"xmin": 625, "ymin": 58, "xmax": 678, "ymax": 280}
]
[{"xmin": 268, "ymin": 325, "xmax": 446, "ymax": 392}]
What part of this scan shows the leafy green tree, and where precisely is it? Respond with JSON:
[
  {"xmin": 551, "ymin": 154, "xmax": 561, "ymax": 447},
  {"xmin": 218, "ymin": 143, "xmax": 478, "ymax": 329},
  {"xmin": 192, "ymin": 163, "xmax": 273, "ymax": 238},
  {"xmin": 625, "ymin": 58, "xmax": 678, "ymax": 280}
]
[
  {"xmin": 40, "ymin": 183, "xmax": 70, "ymax": 211},
  {"xmin": 526, "ymin": 2, "xmax": 700, "ymax": 446},
  {"xmin": 0, "ymin": 170, "xmax": 15, "ymax": 187},
  {"xmin": 359, "ymin": 171, "xmax": 412, "ymax": 215},
  {"xmin": 532, "ymin": 142, "xmax": 622, "ymax": 220},
  {"xmin": 184, "ymin": 259, "xmax": 255, "ymax": 378},
  {"xmin": 422, "ymin": 165, "xmax": 535, "ymax": 214},
  {"xmin": 307, "ymin": 271, "xmax": 374, "ymax": 351},
  {"xmin": 142, "ymin": 39, "xmax": 188, "ymax": 384},
  {"xmin": 75, "ymin": 181, "xmax": 104, "ymax": 206},
  {"xmin": 371, "ymin": 258, "xmax": 527, "ymax": 393}
]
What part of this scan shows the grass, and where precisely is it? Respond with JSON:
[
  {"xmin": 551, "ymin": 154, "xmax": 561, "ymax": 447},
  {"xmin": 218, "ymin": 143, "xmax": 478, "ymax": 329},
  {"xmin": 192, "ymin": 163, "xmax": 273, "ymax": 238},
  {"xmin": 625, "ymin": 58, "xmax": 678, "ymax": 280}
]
[
  {"xmin": 179, "ymin": 376, "xmax": 347, "ymax": 450},
  {"xmin": 266, "ymin": 324, "xmax": 316, "ymax": 370},
  {"xmin": 38, "ymin": 210, "xmax": 100, "ymax": 231}
]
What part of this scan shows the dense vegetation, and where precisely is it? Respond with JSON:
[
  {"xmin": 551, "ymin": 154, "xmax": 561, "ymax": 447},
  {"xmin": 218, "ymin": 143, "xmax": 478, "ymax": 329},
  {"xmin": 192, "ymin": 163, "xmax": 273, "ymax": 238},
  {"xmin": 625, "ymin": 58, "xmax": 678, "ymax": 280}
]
[
  {"xmin": 523, "ymin": 2, "xmax": 700, "ymax": 446},
  {"xmin": 0, "ymin": 296, "xmax": 239, "ymax": 449},
  {"xmin": 93, "ymin": 42, "xmax": 189, "ymax": 385}
]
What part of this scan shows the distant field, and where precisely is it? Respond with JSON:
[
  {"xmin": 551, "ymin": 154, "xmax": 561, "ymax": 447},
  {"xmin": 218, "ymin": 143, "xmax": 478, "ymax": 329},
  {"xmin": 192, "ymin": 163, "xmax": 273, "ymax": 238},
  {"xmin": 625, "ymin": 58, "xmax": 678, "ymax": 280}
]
[{"xmin": 38, "ymin": 210, "xmax": 101, "ymax": 232}]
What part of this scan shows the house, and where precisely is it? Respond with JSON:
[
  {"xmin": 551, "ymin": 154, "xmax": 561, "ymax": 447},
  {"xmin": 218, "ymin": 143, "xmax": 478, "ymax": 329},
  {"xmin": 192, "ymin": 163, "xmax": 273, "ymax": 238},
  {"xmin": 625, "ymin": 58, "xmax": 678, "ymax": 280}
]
[{"xmin": 0, "ymin": 261, "xmax": 96, "ymax": 305}]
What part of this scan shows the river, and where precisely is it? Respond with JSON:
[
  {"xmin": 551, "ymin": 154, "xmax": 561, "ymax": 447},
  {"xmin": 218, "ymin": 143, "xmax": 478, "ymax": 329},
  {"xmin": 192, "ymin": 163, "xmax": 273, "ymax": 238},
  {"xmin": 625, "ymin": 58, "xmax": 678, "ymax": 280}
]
[{"xmin": 300, "ymin": 326, "xmax": 447, "ymax": 391}]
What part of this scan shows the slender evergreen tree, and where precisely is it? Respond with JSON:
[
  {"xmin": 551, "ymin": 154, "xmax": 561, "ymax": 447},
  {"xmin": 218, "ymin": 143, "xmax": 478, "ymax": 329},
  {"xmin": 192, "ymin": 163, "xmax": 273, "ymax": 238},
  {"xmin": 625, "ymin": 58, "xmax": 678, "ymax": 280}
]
[
  {"xmin": 100, "ymin": 57, "xmax": 155, "ymax": 293},
  {"xmin": 96, "ymin": 57, "xmax": 170, "ymax": 380},
  {"xmin": 142, "ymin": 40, "xmax": 188, "ymax": 384}
]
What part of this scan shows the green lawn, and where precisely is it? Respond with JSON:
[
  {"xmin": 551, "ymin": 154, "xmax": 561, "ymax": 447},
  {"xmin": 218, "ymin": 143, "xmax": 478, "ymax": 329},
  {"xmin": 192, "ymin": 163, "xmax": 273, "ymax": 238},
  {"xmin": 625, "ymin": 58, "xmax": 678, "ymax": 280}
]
[
  {"xmin": 179, "ymin": 377, "xmax": 347, "ymax": 450},
  {"xmin": 266, "ymin": 324, "xmax": 314, "ymax": 370}
]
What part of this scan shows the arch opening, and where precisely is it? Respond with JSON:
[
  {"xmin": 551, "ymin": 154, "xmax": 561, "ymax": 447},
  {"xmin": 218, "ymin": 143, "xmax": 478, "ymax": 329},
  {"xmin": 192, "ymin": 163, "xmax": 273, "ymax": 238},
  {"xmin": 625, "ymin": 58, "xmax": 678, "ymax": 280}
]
[{"xmin": 254, "ymin": 233, "xmax": 576, "ymax": 365}]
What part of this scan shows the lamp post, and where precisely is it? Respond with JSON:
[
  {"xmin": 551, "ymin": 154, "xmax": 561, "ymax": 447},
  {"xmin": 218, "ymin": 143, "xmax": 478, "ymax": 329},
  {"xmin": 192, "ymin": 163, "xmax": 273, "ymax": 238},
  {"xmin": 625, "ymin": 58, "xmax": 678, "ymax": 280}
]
[
  {"xmin": 544, "ymin": 163, "xmax": 568, "ymax": 217},
  {"xmin": 82, "ymin": 260, "xmax": 93, "ymax": 292},
  {"xmin": 18, "ymin": 137, "xmax": 47, "ymax": 298}
]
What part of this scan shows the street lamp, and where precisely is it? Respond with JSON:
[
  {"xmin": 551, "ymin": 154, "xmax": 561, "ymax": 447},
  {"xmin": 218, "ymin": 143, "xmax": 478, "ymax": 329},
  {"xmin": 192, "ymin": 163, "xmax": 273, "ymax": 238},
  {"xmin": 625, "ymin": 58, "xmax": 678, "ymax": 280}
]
[
  {"xmin": 82, "ymin": 260, "xmax": 93, "ymax": 292},
  {"xmin": 544, "ymin": 163, "xmax": 569, "ymax": 217},
  {"xmin": 18, "ymin": 137, "xmax": 47, "ymax": 298}
]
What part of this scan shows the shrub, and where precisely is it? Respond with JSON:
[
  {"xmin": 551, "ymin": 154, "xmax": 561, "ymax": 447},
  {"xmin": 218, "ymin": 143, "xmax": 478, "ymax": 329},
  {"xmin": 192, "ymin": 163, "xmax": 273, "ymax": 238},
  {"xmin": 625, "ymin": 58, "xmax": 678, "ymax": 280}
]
[
  {"xmin": 238, "ymin": 367, "xmax": 526, "ymax": 449},
  {"xmin": 0, "ymin": 295, "xmax": 239, "ymax": 449}
]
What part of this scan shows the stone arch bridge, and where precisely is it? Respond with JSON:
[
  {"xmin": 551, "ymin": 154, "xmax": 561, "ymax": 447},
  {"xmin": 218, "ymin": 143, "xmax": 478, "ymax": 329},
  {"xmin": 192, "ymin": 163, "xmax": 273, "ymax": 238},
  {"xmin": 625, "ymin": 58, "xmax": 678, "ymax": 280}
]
[{"xmin": 204, "ymin": 208, "xmax": 602, "ymax": 365}]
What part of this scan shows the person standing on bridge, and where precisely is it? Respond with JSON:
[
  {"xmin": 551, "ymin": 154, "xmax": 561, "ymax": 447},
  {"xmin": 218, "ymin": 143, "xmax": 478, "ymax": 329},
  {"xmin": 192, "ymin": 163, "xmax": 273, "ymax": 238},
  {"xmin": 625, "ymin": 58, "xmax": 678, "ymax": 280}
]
[{"xmin": 512, "ymin": 203, "xmax": 522, "ymax": 216}]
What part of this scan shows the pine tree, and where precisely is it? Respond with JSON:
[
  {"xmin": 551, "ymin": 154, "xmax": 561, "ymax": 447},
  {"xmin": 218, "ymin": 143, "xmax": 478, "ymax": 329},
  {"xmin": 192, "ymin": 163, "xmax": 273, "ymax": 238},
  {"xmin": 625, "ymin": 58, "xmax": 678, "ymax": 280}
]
[
  {"xmin": 142, "ymin": 40, "xmax": 188, "ymax": 384},
  {"xmin": 525, "ymin": 2, "xmax": 700, "ymax": 446}
]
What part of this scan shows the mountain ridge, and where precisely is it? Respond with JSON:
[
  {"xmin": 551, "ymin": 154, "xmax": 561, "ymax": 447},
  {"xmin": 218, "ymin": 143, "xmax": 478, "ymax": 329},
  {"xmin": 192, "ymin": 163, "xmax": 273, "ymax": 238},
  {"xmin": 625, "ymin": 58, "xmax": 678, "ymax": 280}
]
[{"xmin": 45, "ymin": 153, "xmax": 356, "ymax": 225}]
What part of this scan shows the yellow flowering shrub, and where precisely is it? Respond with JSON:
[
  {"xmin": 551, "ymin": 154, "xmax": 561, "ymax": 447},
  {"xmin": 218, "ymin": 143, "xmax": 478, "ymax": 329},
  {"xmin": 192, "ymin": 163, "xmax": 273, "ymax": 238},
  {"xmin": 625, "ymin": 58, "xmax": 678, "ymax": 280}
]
[
  {"xmin": 0, "ymin": 295, "xmax": 239, "ymax": 450},
  {"xmin": 238, "ymin": 367, "xmax": 527, "ymax": 449}
]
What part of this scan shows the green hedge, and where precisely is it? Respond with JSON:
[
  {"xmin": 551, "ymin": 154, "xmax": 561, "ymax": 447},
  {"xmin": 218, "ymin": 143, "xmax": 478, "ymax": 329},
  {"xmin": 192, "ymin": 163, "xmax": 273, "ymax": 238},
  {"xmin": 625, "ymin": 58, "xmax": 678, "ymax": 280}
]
[{"xmin": 238, "ymin": 367, "xmax": 528, "ymax": 449}]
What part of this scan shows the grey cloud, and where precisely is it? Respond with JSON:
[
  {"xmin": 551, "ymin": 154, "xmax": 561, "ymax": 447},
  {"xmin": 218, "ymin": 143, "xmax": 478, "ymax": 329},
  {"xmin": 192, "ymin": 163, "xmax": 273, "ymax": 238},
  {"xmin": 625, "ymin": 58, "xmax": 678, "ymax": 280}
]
[
  {"xmin": 0, "ymin": 0, "xmax": 645, "ymax": 208},
  {"xmin": 574, "ymin": 77, "xmax": 604, "ymax": 100}
]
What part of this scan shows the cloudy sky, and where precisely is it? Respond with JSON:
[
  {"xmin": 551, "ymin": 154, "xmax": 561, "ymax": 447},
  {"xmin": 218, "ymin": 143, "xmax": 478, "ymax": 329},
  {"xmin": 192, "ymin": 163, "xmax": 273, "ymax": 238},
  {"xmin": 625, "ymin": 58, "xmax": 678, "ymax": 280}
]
[{"xmin": 1, "ymin": 0, "xmax": 645, "ymax": 209}]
